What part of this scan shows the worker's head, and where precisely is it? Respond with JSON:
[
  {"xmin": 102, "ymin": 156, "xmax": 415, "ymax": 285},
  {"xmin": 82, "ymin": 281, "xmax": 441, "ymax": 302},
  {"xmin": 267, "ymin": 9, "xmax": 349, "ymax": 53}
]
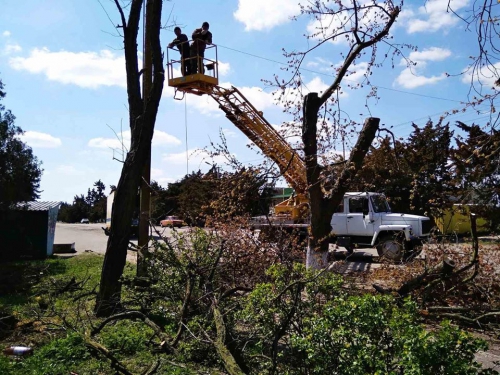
[
  {"xmin": 174, "ymin": 26, "xmax": 181, "ymax": 36},
  {"xmin": 202, "ymin": 22, "xmax": 209, "ymax": 31}
]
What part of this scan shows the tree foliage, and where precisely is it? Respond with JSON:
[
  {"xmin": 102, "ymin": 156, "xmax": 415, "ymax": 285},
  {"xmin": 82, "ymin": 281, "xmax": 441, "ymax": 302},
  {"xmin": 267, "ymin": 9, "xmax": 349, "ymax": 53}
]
[
  {"xmin": 0, "ymin": 79, "xmax": 42, "ymax": 209},
  {"xmin": 404, "ymin": 121, "xmax": 454, "ymax": 217},
  {"xmin": 451, "ymin": 121, "xmax": 500, "ymax": 228},
  {"xmin": 151, "ymin": 167, "xmax": 274, "ymax": 226},
  {"xmin": 58, "ymin": 180, "xmax": 107, "ymax": 223}
]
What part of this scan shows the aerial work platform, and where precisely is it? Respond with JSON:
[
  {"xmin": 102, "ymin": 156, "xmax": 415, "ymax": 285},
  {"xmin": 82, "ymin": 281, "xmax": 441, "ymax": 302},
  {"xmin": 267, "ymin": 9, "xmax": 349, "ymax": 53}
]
[
  {"xmin": 166, "ymin": 43, "xmax": 309, "ymax": 221},
  {"xmin": 166, "ymin": 43, "xmax": 219, "ymax": 96}
]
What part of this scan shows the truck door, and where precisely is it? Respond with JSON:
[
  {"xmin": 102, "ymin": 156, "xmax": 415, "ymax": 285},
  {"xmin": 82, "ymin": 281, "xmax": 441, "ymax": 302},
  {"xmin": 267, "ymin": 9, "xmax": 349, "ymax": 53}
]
[
  {"xmin": 331, "ymin": 197, "xmax": 347, "ymax": 235},
  {"xmin": 346, "ymin": 196, "xmax": 374, "ymax": 236}
]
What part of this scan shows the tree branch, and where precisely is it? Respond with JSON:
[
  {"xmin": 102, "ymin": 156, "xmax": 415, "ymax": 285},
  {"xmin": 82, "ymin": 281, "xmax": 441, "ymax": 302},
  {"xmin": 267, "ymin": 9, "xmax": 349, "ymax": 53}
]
[
  {"xmin": 113, "ymin": 0, "xmax": 127, "ymax": 29},
  {"xmin": 318, "ymin": 6, "xmax": 400, "ymax": 107},
  {"xmin": 91, "ymin": 310, "xmax": 176, "ymax": 353},
  {"xmin": 85, "ymin": 338, "xmax": 134, "ymax": 375}
]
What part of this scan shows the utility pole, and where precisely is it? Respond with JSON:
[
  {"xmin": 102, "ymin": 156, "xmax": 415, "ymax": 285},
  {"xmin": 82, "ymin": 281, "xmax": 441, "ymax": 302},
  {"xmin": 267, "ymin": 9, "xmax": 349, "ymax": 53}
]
[{"xmin": 137, "ymin": 0, "xmax": 153, "ymax": 276}]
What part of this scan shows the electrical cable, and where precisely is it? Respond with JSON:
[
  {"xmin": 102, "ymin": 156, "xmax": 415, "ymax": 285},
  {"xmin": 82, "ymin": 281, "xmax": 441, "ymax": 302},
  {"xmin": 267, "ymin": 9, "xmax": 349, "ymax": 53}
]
[
  {"xmin": 185, "ymin": 95, "xmax": 189, "ymax": 175},
  {"xmin": 217, "ymin": 43, "xmax": 464, "ymax": 103},
  {"xmin": 390, "ymin": 101, "xmax": 497, "ymax": 130}
]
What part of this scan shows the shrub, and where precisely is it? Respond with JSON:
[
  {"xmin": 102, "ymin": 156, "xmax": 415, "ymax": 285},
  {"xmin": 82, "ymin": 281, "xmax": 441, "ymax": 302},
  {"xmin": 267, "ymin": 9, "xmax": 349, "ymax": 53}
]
[{"xmin": 238, "ymin": 264, "xmax": 497, "ymax": 374}]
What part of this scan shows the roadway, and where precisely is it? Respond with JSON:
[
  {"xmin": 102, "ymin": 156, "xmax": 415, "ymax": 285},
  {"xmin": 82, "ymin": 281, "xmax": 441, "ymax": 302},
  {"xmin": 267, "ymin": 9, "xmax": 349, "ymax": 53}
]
[
  {"xmin": 53, "ymin": 222, "xmax": 383, "ymax": 266},
  {"xmin": 53, "ymin": 223, "xmax": 189, "ymax": 261}
]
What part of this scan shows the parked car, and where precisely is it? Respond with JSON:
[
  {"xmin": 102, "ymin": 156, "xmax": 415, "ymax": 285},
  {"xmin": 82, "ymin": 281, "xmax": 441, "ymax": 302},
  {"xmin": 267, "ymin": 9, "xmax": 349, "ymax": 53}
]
[
  {"xmin": 81, "ymin": 218, "xmax": 90, "ymax": 224},
  {"xmin": 160, "ymin": 216, "xmax": 186, "ymax": 228}
]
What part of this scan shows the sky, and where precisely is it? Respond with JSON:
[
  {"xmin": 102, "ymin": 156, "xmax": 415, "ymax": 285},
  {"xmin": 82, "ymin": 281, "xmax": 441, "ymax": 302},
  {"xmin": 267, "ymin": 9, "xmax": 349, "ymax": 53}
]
[{"xmin": 0, "ymin": 0, "xmax": 497, "ymax": 203}]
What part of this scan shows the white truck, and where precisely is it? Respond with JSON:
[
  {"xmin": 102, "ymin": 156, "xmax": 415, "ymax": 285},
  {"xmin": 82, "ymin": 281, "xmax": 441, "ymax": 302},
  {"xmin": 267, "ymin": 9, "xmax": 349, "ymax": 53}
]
[
  {"xmin": 331, "ymin": 192, "xmax": 431, "ymax": 261},
  {"xmin": 252, "ymin": 191, "xmax": 431, "ymax": 262}
]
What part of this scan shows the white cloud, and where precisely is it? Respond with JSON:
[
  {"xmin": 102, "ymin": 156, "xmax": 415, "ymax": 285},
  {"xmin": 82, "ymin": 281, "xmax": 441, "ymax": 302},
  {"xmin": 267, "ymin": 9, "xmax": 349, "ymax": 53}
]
[
  {"xmin": 9, "ymin": 48, "xmax": 127, "ymax": 89},
  {"xmin": 54, "ymin": 165, "xmax": 87, "ymax": 176},
  {"xmin": 234, "ymin": 0, "xmax": 300, "ymax": 31},
  {"xmin": 306, "ymin": 3, "xmax": 392, "ymax": 45},
  {"xmin": 278, "ymin": 76, "xmax": 332, "ymax": 108},
  {"xmin": 183, "ymin": 82, "xmax": 278, "ymax": 116},
  {"xmin": 151, "ymin": 168, "xmax": 165, "ymax": 180},
  {"xmin": 238, "ymin": 86, "xmax": 277, "ymax": 110},
  {"xmin": 88, "ymin": 137, "xmax": 123, "ymax": 150},
  {"xmin": 395, "ymin": 69, "xmax": 447, "ymax": 89},
  {"xmin": 150, "ymin": 169, "xmax": 181, "ymax": 187},
  {"xmin": 162, "ymin": 148, "xmax": 231, "ymax": 168},
  {"xmin": 19, "ymin": 131, "xmax": 62, "ymax": 148},
  {"xmin": 2, "ymin": 31, "xmax": 10, "ymax": 37},
  {"xmin": 405, "ymin": 0, "xmax": 469, "ymax": 33},
  {"xmin": 408, "ymin": 47, "xmax": 452, "ymax": 62},
  {"xmin": 306, "ymin": 61, "xmax": 320, "ymax": 69},
  {"xmin": 218, "ymin": 61, "xmax": 231, "ymax": 76},
  {"xmin": 395, "ymin": 47, "xmax": 452, "ymax": 89},
  {"xmin": 88, "ymin": 130, "xmax": 181, "ymax": 149},
  {"xmin": 222, "ymin": 128, "xmax": 238, "ymax": 138},
  {"xmin": 304, "ymin": 76, "xmax": 329, "ymax": 93},
  {"xmin": 345, "ymin": 62, "xmax": 370, "ymax": 84},
  {"xmin": 273, "ymin": 122, "xmax": 302, "ymax": 146},
  {"xmin": 153, "ymin": 130, "xmax": 182, "ymax": 146},
  {"xmin": 307, "ymin": 14, "xmax": 348, "ymax": 45},
  {"xmin": 154, "ymin": 176, "xmax": 177, "ymax": 187},
  {"xmin": 4, "ymin": 43, "xmax": 22, "ymax": 54},
  {"xmin": 461, "ymin": 62, "xmax": 500, "ymax": 88}
]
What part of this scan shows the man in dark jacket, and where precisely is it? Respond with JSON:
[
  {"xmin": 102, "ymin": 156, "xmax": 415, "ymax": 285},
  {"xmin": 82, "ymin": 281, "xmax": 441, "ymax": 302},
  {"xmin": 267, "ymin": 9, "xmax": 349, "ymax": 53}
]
[
  {"xmin": 168, "ymin": 27, "xmax": 190, "ymax": 76},
  {"xmin": 190, "ymin": 22, "xmax": 212, "ymax": 74}
]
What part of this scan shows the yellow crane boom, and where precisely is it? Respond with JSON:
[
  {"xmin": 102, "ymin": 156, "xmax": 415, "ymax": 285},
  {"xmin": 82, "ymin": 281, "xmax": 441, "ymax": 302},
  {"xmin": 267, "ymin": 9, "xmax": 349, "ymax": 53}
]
[
  {"xmin": 209, "ymin": 85, "xmax": 307, "ymax": 194},
  {"xmin": 167, "ymin": 45, "xmax": 309, "ymax": 221}
]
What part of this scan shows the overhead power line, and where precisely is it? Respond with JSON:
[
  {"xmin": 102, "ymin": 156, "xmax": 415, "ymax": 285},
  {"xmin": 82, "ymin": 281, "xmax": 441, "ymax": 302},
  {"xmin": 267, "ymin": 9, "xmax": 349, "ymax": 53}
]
[
  {"xmin": 217, "ymin": 44, "xmax": 463, "ymax": 104},
  {"xmin": 216, "ymin": 43, "xmax": 496, "ymax": 132}
]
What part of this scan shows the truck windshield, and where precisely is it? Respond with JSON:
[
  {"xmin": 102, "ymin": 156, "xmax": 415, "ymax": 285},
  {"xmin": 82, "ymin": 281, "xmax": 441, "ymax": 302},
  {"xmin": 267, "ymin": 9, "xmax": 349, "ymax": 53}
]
[{"xmin": 370, "ymin": 195, "xmax": 391, "ymax": 213}]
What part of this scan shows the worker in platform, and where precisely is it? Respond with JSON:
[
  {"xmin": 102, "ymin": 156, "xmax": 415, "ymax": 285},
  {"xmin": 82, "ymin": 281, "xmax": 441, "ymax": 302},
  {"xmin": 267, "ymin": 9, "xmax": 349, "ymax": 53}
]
[
  {"xmin": 168, "ymin": 27, "xmax": 190, "ymax": 76},
  {"xmin": 190, "ymin": 22, "xmax": 212, "ymax": 74}
]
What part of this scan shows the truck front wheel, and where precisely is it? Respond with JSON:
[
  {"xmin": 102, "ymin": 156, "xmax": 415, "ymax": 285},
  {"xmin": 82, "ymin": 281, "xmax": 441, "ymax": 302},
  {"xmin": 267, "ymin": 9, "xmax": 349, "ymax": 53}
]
[{"xmin": 376, "ymin": 235, "xmax": 404, "ymax": 262}]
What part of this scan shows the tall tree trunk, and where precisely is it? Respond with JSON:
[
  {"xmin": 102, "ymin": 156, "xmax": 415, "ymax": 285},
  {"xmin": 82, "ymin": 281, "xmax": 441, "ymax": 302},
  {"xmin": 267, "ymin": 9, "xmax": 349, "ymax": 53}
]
[
  {"xmin": 302, "ymin": 102, "xmax": 380, "ymax": 269},
  {"xmin": 302, "ymin": 93, "xmax": 330, "ymax": 268},
  {"xmin": 95, "ymin": 0, "xmax": 164, "ymax": 317}
]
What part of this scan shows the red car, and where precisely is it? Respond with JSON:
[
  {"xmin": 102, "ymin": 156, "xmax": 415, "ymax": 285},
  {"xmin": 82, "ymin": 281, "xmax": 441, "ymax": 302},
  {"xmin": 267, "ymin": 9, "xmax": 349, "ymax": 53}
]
[{"xmin": 160, "ymin": 216, "xmax": 187, "ymax": 228}]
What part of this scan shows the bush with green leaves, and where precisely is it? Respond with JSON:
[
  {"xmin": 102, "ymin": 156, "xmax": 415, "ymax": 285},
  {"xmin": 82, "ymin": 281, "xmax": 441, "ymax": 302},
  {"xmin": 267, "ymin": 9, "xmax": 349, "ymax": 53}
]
[{"xmin": 237, "ymin": 264, "xmax": 497, "ymax": 375}]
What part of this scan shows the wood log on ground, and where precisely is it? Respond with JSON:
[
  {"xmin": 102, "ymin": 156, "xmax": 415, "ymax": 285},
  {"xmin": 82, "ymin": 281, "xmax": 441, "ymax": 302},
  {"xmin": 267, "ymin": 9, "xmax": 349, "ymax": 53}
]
[
  {"xmin": 85, "ymin": 338, "xmax": 133, "ymax": 375},
  {"xmin": 373, "ymin": 257, "xmax": 456, "ymax": 297},
  {"xmin": 212, "ymin": 304, "xmax": 246, "ymax": 375}
]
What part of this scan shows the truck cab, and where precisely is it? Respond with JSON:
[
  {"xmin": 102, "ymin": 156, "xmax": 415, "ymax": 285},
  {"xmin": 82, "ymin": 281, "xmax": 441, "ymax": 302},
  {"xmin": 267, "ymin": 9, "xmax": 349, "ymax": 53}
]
[{"xmin": 332, "ymin": 192, "xmax": 431, "ymax": 261}]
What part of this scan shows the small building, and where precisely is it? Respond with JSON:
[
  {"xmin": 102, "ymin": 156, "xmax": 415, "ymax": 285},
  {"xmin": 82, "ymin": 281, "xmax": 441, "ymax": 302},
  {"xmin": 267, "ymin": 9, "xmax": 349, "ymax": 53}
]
[{"xmin": 0, "ymin": 201, "xmax": 61, "ymax": 261}]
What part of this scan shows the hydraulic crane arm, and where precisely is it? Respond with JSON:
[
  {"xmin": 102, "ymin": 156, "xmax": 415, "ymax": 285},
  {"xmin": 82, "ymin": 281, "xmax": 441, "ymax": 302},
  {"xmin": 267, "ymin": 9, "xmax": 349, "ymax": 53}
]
[{"xmin": 209, "ymin": 85, "xmax": 307, "ymax": 194}]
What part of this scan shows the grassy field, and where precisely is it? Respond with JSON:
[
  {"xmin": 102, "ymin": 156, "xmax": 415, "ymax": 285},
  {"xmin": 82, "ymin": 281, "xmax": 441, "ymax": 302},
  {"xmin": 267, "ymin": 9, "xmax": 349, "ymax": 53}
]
[{"xmin": 0, "ymin": 254, "xmax": 202, "ymax": 375}]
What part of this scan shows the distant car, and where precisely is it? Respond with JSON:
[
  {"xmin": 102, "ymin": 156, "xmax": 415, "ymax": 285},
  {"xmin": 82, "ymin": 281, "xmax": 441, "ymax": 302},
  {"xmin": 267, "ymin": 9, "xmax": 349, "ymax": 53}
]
[
  {"xmin": 160, "ymin": 216, "xmax": 186, "ymax": 228},
  {"xmin": 81, "ymin": 218, "xmax": 90, "ymax": 224}
]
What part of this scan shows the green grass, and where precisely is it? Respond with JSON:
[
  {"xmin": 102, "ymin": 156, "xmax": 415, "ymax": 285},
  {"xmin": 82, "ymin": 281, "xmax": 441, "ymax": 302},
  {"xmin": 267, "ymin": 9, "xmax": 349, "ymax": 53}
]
[{"xmin": 0, "ymin": 254, "xmax": 135, "ymax": 374}]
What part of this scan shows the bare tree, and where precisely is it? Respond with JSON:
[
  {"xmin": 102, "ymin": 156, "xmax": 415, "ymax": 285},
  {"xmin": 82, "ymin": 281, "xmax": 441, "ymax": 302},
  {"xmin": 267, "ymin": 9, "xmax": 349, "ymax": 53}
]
[
  {"xmin": 269, "ymin": 1, "xmax": 402, "ymax": 268},
  {"xmin": 447, "ymin": 0, "xmax": 500, "ymax": 128},
  {"xmin": 95, "ymin": 0, "xmax": 165, "ymax": 316}
]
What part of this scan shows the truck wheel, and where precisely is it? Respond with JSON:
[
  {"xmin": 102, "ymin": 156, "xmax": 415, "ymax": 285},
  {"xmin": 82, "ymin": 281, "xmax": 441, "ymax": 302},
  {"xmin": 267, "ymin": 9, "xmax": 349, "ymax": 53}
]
[{"xmin": 376, "ymin": 235, "xmax": 404, "ymax": 262}]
